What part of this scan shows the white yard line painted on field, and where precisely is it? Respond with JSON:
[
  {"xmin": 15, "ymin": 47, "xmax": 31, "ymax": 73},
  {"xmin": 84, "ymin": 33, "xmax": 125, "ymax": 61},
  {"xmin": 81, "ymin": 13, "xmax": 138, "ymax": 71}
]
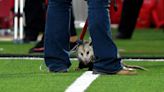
[
  {"xmin": 65, "ymin": 71, "xmax": 100, "ymax": 92},
  {"xmin": 0, "ymin": 57, "xmax": 78, "ymax": 61},
  {"xmin": 0, "ymin": 57, "xmax": 44, "ymax": 60}
]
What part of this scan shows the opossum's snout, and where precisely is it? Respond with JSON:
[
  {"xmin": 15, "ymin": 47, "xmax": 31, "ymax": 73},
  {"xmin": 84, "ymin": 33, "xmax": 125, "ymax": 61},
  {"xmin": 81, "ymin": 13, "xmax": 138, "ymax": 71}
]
[{"xmin": 82, "ymin": 59, "xmax": 91, "ymax": 65}]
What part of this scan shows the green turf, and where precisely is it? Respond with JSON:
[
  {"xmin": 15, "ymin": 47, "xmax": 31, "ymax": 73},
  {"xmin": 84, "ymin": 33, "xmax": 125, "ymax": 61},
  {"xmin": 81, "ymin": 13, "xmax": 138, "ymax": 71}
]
[
  {"xmin": 87, "ymin": 61, "xmax": 164, "ymax": 92},
  {"xmin": 77, "ymin": 28, "xmax": 164, "ymax": 57},
  {"xmin": 0, "ymin": 28, "xmax": 163, "ymax": 92},
  {"xmin": 0, "ymin": 28, "xmax": 164, "ymax": 57},
  {"xmin": 0, "ymin": 59, "xmax": 84, "ymax": 92},
  {"xmin": 113, "ymin": 29, "xmax": 164, "ymax": 57},
  {"xmin": 0, "ymin": 41, "xmax": 34, "ymax": 54},
  {"xmin": 0, "ymin": 59, "xmax": 164, "ymax": 92}
]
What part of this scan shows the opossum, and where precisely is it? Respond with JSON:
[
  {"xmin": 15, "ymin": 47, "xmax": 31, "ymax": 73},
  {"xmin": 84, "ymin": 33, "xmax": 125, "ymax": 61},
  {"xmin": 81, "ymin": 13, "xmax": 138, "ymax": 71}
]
[
  {"xmin": 76, "ymin": 40, "xmax": 147, "ymax": 71},
  {"xmin": 76, "ymin": 41, "xmax": 93, "ymax": 71}
]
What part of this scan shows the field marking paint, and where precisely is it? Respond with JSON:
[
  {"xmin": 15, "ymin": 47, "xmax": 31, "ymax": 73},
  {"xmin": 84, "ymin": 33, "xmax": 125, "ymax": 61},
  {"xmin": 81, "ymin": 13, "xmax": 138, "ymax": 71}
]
[
  {"xmin": 0, "ymin": 57, "xmax": 76, "ymax": 61},
  {"xmin": 0, "ymin": 57, "xmax": 44, "ymax": 60},
  {"xmin": 65, "ymin": 71, "xmax": 100, "ymax": 92}
]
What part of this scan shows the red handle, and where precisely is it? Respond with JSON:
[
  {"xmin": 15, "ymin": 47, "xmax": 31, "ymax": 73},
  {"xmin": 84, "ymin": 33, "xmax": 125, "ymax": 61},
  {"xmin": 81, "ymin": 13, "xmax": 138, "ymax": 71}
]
[{"xmin": 79, "ymin": 19, "xmax": 88, "ymax": 40}]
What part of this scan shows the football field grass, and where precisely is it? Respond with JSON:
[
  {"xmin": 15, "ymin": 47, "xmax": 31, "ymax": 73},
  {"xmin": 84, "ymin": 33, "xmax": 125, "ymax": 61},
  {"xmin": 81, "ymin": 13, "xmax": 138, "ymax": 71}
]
[
  {"xmin": 0, "ymin": 28, "xmax": 164, "ymax": 57},
  {"xmin": 0, "ymin": 59, "xmax": 164, "ymax": 92},
  {"xmin": 0, "ymin": 28, "xmax": 164, "ymax": 92},
  {"xmin": 0, "ymin": 59, "xmax": 83, "ymax": 92}
]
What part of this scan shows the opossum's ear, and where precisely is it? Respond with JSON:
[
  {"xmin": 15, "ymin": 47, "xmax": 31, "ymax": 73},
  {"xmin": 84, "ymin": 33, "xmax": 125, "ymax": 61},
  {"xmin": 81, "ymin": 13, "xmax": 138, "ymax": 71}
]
[
  {"xmin": 89, "ymin": 41, "xmax": 92, "ymax": 46},
  {"xmin": 88, "ymin": 37, "xmax": 92, "ymax": 46},
  {"xmin": 83, "ymin": 40, "xmax": 88, "ymax": 44}
]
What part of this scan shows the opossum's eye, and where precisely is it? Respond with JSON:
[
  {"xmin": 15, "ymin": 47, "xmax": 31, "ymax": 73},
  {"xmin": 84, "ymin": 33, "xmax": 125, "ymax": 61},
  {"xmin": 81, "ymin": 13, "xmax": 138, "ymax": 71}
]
[
  {"xmin": 86, "ymin": 51, "xmax": 89, "ymax": 55},
  {"xmin": 81, "ymin": 53, "xmax": 83, "ymax": 56}
]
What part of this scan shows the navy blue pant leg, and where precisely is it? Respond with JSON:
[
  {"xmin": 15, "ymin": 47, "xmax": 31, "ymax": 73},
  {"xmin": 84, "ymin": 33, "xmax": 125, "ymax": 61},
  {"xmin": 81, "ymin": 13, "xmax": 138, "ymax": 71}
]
[
  {"xmin": 87, "ymin": 0, "xmax": 123, "ymax": 73},
  {"xmin": 44, "ymin": 0, "xmax": 72, "ymax": 71}
]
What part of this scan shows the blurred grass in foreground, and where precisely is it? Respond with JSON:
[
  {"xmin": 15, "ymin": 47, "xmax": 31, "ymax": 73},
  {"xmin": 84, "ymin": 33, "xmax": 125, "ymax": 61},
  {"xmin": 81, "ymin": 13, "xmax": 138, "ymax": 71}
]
[{"xmin": 0, "ymin": 28, "xmax": 164, "ymax": 57}]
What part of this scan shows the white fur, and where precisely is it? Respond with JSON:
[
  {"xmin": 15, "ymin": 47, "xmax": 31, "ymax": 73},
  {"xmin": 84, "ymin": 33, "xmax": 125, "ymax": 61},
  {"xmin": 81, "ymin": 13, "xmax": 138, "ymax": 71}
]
[{"xmin": 77, "ymin": 41, "xmax": 94, "ymax": 65}]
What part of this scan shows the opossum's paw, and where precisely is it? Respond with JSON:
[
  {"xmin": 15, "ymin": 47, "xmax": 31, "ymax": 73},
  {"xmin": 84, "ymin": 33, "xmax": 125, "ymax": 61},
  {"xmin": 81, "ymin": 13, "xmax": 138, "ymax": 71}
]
[{"xmin": 88, "ymin": 68, "xmax": 93, "ymax": 71}]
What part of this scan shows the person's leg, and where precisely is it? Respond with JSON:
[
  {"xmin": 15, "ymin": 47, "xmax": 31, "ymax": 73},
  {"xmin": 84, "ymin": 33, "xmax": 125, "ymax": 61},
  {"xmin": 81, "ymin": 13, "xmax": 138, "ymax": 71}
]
[
  {"xmin": 116, "ymin": 0, "xmax": 143, "ymax": 39},
  {"xmin": 87, "ymin": 0, "xmax": 123, "ymax": 74},
  {"xmin": 29, "ymin": 35, "xmax": 44, "ymax": 53},
  {"xmin": 44, "ymin": 0, "xmax": 72, "ymax": 72},
  {"xmin": 30, "ymin": 6, "xmax": 77, "ymax": 53},
  {"xmin": 24, "ymin": 0, "xmax": 46, "ymax": 42},
  {"xmin": 70, "ymin": 8, "xmax": 77, "ymax": 37},
  {"xmin": 69, "ymin": 8, "xmax": 78, "ymax": 50}
]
